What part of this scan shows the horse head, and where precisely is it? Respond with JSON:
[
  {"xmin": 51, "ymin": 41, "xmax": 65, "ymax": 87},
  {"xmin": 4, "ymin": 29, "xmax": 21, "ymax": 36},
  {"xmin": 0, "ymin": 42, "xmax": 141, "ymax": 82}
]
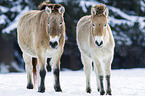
[
  {"xmin": 91, "ymin": 4, "xmax": 108, "ymax": 47},
  {"xmin": 45, "ymin": 4, "xmax": 65, "ymax": 49}
]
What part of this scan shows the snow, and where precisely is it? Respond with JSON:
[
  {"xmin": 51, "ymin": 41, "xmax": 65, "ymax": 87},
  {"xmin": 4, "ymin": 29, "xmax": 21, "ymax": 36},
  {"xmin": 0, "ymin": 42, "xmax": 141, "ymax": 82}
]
[
  {"xmin": 0, "ymin": 62, "xmax": 24, "ymax": 73},
  {"xmin": 0, "ymin": 15, "xmax": 9, "ymax": 24},
  {"xmin": 10, "ymin": 0, "xmax": 23, "ymax": 12},
  {"xmin": 79, "ymin": 1, "xmax": 99, "ymax": 13},
  {"xmin": 108, "ymin": 6, "xmax": 145, "ymax": 31},
  {"xmin": 10, "ymin": 5, "xmax": 22, "ymax": 12},
  {"xmin": 0, "ymin": 69, "xmax": 145, "ymax": 96},
  {"xmin": 0, "ymin": 6, "xmax": 9, "ymax": 13},
  {"xmin": 79, "ymin": 1, "xmax": 145, "ymax": 33},
  {"xmin": 11, "ymin": 62, "xmax": 24, "ymax": 72},
  {"xmin": 140, "ymin": 1, "xmax": 145, "ymax": 12},
  {"xmin": 0, "ymin": 63, "xmax": 9, "ymax": 73},
  {"xmin": 2, "ymin": 6, "xmax": 29, "ymax": 33}
]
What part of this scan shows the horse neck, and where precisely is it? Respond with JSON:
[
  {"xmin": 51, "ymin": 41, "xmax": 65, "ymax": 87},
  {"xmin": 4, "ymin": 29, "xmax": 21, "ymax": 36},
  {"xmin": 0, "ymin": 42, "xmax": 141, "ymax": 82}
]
[
  {"xmin": 38, "ymin": 11, "xmax": 48, "ymax": 26},
  {"xmin": 104, "ymin": 24, "xmax": 115, "ymax": 46},
  {"xmin": 35, "ymin": 11, "xmax": 49, "ymax": 41}
]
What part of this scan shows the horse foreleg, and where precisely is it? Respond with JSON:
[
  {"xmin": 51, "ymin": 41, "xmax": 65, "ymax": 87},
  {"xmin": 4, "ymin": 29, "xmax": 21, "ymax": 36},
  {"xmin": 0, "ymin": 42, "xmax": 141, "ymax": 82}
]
[
  {"xmin": 94, "ymin": 64, "xmax": 100, "ymax": 92},
  {"xmin": 94, "ymin": 59, "xmax": 105, "ymax": 95},
  {"xmin": 23, "ymin": 53, "xmax": 33, "ymax": 89},
  {"xmin": 37, "ymin": 55, "xmax": 46, "ymax": 93},
  {"xmin": 81, "ymin": 54, "xmax": 92, "ymax": 93},
  {"xmin": 53, "ymin": 65, "xmax": 62, "ymax": 92},
  {"xmin": 106, "ymin": 75, "xmax": 111, "ymax": 95},
  {"xmin": 51, "ymin": 56, "xmax": 62, "ymax": 92},
  {"xmin": 105, "ymin": 58, "xmax": 112, "ymax": 95}
]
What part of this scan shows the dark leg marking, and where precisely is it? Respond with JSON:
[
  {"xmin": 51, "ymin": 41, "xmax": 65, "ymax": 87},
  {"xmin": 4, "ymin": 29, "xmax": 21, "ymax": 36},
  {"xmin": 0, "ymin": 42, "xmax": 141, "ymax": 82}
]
[
  {"xmin": 27, "ymin": 82, "xmax": 33, "ymax": 89},
  {"xmin": 106, "ymin": 75, "xmax": 112, "ymax": 95},
  {"xmin": 53, "ymin": 67, "xmax": 62, "ymax": 92},
  {"xmin": 99, "ymin": 75, "xmax": 105, "ymax": 95},
  {"xmin": 26, "ymin": 73, "xmax": 33, "ymax": 89},
  {"xmin": 86, "ymin": 86, "xmax": 91, "ymax": 93},
  {"xmin": 86, "ymin": 81, "xmax": 91, "ymax": 93},
  {"xmin": 97, "ymin": 88, "xmax": 100, "ymax": 92},
  {"xmin": 38, "ymin": 69, "xmax": 46, "ymax": 93}
]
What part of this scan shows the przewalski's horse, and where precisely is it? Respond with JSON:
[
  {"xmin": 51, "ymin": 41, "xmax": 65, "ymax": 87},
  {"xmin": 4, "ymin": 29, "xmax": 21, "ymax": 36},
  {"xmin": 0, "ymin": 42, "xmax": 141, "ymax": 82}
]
[
  {"xmin": 76, "ymin": 4, "xmax": 115, "ymax": 95},
  {"xmin": 17, "ymin": 2, "xmax": 65, "ymax": 93}
]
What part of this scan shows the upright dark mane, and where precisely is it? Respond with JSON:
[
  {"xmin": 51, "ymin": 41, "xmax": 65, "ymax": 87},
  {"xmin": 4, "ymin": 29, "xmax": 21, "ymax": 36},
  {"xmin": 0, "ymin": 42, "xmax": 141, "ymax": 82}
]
[
  {"xmin": 38, "ymin": 1, "xmax": 61, "ymax": 12},
  {"xmin": 94, "ymin": 4, "xmax": 106, "ymax": 15}
]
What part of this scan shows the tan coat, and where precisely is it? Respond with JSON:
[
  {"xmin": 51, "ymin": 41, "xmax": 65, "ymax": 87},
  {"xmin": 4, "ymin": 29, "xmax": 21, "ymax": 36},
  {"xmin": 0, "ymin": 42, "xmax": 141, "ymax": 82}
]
[
  {"xmin": 77, "ymin": 15, "xmax": 115, "ymax": 61},
  {"xmin": 17, "ymin": 3, "xmax": 65, "ymax": 92},
  {"xmin": 76, "ymin": 4, "xmax": 115, "ymax": 95},
  {"xmin": 17, "ymin": 10, "xmax": 65, "ymax": 58}
]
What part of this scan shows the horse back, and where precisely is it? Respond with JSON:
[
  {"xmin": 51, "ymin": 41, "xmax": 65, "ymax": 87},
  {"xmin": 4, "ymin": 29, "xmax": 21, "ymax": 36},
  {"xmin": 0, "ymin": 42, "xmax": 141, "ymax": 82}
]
[
  {"xmin": 76, "ymin": 15, "xmax": 92, "ymax": 57},
  {"xmin": 17, "ymin": 10, "xmax": 42, "ymax": 56}
]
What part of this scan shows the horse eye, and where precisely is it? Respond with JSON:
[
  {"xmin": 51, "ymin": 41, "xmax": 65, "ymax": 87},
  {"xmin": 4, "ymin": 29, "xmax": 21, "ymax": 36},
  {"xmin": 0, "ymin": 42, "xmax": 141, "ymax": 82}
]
[
  {"xmin": 60, "ymin": 22, "xmax": 62, "ymax": 26},
  {"xmin": 104, "ymin": 24, "xmax": 106, "ymax": 27},
  {"xmin": 47, "ymin": 22, "xmax": 50, "ymax": 26},
  {"xmin": 92, "ymin": 23, "xmax": 95, "ymax": 27}
]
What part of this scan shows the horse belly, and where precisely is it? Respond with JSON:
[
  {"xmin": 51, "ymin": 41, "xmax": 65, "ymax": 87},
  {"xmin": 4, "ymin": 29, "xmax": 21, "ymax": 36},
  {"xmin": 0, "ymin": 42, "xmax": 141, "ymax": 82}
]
[{"xmin": 18, "ymin": 32, "xmax": 36, "ymax": 57}]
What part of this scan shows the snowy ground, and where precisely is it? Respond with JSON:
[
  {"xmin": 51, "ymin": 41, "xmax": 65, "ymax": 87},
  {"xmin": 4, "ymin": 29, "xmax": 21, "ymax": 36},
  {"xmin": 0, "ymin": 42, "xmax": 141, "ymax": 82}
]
[{"xmin": 0, "ymin": 69, "xmax": 145, "ymax": 96}]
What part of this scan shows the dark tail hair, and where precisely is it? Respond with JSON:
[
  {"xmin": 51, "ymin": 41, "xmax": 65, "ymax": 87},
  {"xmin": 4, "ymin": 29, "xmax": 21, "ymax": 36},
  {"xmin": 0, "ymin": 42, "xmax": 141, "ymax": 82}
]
[{"xmin": 32, "ymin": 57, "xmax": 37, "ymax": 87}]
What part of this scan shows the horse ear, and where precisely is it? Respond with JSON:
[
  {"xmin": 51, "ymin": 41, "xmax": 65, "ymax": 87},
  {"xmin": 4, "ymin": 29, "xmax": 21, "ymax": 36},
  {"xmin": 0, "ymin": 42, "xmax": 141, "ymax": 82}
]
[
  {"xmin": 103, "ymin": 8, "xmax": 109, "ymax": 18},
  {"xmin": 45, "ymin": 6, "xmax": 51, "ymax": 14},
  {"xmin": 91, "ymin": 7, "xmax": 96, "ymax": 16},
  {"xmin": 59, "ymin": 6, "xmax": 65, "ymax": 14}
]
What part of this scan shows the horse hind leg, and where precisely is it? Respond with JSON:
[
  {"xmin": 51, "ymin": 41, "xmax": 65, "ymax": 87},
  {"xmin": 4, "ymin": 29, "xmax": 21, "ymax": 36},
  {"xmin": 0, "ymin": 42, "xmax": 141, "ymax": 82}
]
[
  {"xmin": 23, "ymin": 53, "xmax": 33, "ymax": 89},
  {"xmin": 81, "ymin": 53, "xmax": 92, "ymax": 93},
  {"xmin": 32, "ymin": 57, "xmax": 37, "ymax": 88}
]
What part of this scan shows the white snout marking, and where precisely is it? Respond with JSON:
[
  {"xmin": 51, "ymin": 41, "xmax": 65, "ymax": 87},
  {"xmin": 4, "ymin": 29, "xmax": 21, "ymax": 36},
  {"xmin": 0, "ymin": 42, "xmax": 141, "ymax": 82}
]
[
  {"xmin": 95, "ymin": 36, "xmax": 103, "ymax": 44},
  {"xmin": 49, "ymin": 36, "xmax": 59, "ymax": 49},
  {"xmin": 50, "ymin": 36, "xmax": 59, "ymax": 43}
]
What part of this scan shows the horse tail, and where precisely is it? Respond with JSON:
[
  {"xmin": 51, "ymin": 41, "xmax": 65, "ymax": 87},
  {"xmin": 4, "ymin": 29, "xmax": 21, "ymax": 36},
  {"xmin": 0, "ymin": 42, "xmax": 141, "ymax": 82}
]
[{"xmin": 32, "ymin": 57, "xmax": 37, "ymax": 87}]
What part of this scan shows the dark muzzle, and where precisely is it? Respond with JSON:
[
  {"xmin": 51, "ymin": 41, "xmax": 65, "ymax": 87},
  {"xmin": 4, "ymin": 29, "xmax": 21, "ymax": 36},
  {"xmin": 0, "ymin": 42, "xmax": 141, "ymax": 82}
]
[{"xmin": 49, "ymin": 41, "xmax": 58, "ymax": 49}]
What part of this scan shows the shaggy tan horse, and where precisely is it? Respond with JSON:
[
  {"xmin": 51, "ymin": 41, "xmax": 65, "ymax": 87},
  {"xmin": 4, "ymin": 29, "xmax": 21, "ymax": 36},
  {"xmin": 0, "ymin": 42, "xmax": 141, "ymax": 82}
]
[
  {"xmin": 17, "ymin": 2, "xmax": 65, "ymax": 93},
  {"xmin": 76, "ymin": 4, "xmax": 115, "ymax": 95}
]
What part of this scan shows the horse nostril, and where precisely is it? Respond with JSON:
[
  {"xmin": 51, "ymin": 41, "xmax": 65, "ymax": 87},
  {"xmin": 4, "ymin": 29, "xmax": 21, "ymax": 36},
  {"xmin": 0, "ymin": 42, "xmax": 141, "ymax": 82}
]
[
  {"xmin": 95, "ymin": 41, "xmax": 103, "ymax": 47},
  {"xmin": 49, "ymin": 41, "xmax": 58, "ymax": 49}
]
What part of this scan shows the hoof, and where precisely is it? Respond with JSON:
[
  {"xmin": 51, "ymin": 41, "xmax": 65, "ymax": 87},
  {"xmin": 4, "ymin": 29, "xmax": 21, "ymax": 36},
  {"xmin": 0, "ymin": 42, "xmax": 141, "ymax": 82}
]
[
  {"xmin": 86, "ymin": 87, "xmax": 91, "ymax": 93},
  {"xmin": 100, "ymin": 90, "xmax": 105, "ymax": 95},
  {"xmin": 106, "ymin": 90, "xmax": 112, "ymax": 95},
  {"xmin": 97, "ymin": 88, "xmax": 100, "ymax": 92},
  {"xmin": 54, "ymin": 86, "xmax": 62, "ymax": 92},
  {"xmin": 27, "ymin": 83, "xmax": 33, "ymax": 89},
  {"xmin": 38, "ymin": 86, "xmax": 45, "ymax": 93}
]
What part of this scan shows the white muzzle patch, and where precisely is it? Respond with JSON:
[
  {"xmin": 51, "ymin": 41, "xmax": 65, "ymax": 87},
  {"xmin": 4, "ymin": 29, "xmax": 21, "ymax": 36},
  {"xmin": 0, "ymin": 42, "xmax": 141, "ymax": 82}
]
[
  {"xmin": 49, "ymin": 36, "xmax": 59, "ymax": 49},
  {"xmin": 95, "ymin": 36, "xmax": 103, "ymax": 47}
]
